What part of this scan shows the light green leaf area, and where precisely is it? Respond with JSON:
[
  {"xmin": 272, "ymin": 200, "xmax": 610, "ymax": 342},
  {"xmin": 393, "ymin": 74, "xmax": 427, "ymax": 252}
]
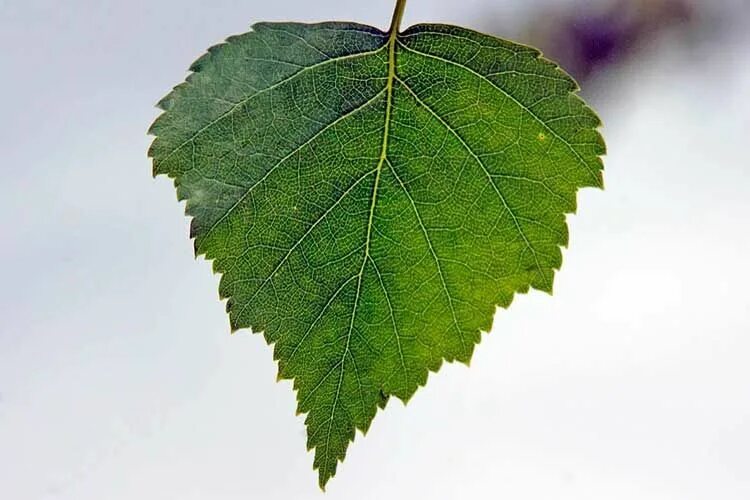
[{"xmin": 149, "ymin": 18, "xmax": 604, "ymax": 488}]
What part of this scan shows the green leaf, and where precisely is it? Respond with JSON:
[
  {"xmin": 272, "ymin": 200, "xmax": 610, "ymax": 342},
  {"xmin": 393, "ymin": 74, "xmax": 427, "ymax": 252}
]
[{"xmin": 149, "ymin": 0, "xmax": 604, "ymax": 489}]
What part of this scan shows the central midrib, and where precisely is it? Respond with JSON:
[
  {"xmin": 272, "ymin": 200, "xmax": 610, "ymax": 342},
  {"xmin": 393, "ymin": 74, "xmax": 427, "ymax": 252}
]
[{"xmin": 321, "ymin": 27, "xmax": 400, "ymax": 475}]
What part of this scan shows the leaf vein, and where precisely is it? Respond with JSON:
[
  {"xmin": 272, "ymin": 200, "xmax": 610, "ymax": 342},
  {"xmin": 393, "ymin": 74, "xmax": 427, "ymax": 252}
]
[
  {"xmin": 395, "ymin": 76, "xmax": 551, "ymax": 290},
  {"xmin": 397, "ymin": 40, "xmax": 601, "ymax": 185}
]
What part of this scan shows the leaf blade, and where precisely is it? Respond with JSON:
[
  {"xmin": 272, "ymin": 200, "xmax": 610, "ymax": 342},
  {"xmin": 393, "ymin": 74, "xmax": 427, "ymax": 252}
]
[{"xmin": 150, "ymin": 19, "xmax": 605, "ymax": 489}]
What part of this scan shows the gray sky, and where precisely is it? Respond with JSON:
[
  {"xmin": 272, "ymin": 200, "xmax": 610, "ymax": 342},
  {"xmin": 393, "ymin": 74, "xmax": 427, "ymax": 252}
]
[{"xmin": 1, "ymin": 1, "xmax": 749, "ymax": 499}]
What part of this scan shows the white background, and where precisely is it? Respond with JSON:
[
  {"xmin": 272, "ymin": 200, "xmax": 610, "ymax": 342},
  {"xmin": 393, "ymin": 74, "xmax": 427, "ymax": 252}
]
[{"xmin": 1, "ymin": 1, "xmax": 749, "ymax": 498}]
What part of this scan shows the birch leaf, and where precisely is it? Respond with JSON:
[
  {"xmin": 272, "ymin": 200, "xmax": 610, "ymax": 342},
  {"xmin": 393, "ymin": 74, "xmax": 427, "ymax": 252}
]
[{"xmin": 149, "ymin": 1, "xmax": 605, "ymax": 489}]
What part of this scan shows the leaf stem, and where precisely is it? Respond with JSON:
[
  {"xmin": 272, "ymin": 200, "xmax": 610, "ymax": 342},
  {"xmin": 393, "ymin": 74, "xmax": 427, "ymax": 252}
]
[{"xmin": 389, "ymin": 0, "xmax": 407, "ymax": 36}]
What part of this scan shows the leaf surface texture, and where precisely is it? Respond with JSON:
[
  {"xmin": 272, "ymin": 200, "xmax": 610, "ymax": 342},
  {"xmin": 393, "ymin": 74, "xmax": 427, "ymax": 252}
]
[{"xmin": 150, "ymin": 20, "xmax": 605, "ymax": 488}]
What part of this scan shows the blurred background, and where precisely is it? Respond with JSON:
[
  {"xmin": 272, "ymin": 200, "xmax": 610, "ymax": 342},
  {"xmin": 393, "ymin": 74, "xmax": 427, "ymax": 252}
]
[{"xmin": 1, "ymin": 0, "xmax": 748, "ymax": 498}]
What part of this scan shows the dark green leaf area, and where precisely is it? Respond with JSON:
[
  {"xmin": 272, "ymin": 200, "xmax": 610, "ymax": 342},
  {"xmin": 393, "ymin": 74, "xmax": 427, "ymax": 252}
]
[{"xmin": 149, "ymin": 21, "xmax": 604, "ymax": 488}]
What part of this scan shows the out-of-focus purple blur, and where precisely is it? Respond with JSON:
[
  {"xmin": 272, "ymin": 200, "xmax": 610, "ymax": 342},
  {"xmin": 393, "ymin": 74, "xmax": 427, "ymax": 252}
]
[
  {"xmin": 530, "ymin": 0, "xmax": 694, "ymax": 80},
  {"xmin": 478, "ymin": 0, "xmax": 747, "ymax": 84}
]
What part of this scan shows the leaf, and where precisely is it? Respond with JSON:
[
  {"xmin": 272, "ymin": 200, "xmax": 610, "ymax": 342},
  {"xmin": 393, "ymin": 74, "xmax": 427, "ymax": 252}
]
[{"xmin": 149, "ymin": 0, "xmax": 604, "ymax": 489}]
